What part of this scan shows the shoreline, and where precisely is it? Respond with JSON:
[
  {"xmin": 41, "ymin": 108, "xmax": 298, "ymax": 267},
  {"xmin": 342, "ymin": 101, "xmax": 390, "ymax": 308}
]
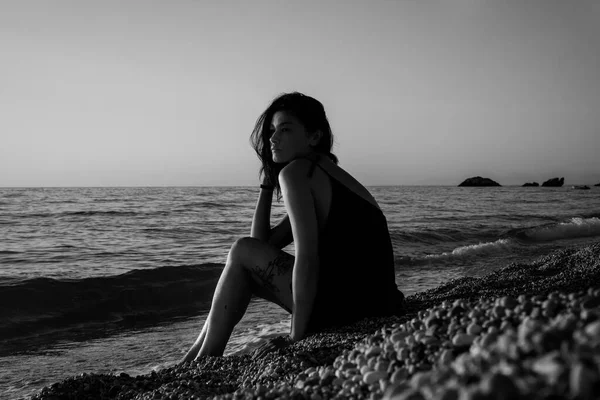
[{"xmin": 32, "ymin": 242, "xmax": 600, "ymax": 399}]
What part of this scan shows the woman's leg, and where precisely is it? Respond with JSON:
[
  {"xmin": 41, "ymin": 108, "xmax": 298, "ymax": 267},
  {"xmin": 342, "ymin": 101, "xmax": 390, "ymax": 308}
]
[
  {"xmin": 179, "ymin": 323, "xmax": 208, "ymax": 363},
  {"xmin": 181, "ymin": 237, "xmax": 294, "ymax": 361}
]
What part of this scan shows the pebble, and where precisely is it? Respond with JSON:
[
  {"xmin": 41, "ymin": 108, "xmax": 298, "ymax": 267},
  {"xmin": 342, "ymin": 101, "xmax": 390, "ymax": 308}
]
[
  {"xmin": 420, "ymin": 336, "xmax": 440, "ymax": 346},
  {"xmin": 363, "ymin": 370, "xmax": 387, "ymax": 385},
  {"xmin": 479, "ymin": 332, "xmax": 497, "ymax": 348},
  {"xmin": 341, "ymin": 361, "xmax": 356, "ymax": 370},
  {"xmin": 376, "ymin": 360, "xmax": 390, "ymax": 372},
  {"xmin": 492, "ymin": 305, "xmax": 505, "ymax": 318},
  {"xmin": 360, "ymin": 365, "xmax": 373, "ymax": 375},
  {"xmin": 466, "ymin": 323, "xmax": 482, "ymax": 336},
  {"xmin": 425, "ymin": 316, "xmax": 441, "ymax": 328},
  {"xmin": 390, "ymin": 367, "xmax": 408, "ymax": 384},
  {"xmin": 531, "ymin": 352, "xmax": 563, "ymax": 385},
  {"xmin": 409, "ymin": 372, "xmax": 430, "ymax": 389},
  {"xmin": 397, "ymin": 348, "xmax": 410, "ymax": 361},
  {"xmin": 439, "ymin": 349, "xmax": 454, "ymax": 365},
  {"xmin": 332, "ymin": 377, "xmax": 344, "ymax": 387},
  {"xmin": 366, "ymin": 346, "xmax": 382, "ymax": 358},
  {"xmin": 584, "ymin": 320, "xmax": 600, "ymax": 337},
  {"xmin": 450, "ymin": 305, "xmax": 465, "ymax": 317},
  {"xmin": 480, "ymin": 372, "xmax": 520, "ymax": 399},
  {"xmin": 569, "ymin": 362, "xmax": 598, "ymax": 400},
  {"xmin": 452, "ymin": 333, "xmax": 476, "ymax": 347},
  {"xmin": 582, "ymin": 296, "xmax": 600, "ymax": 309},
  {"xmin": 391, "ymin": 331, "xmax": 411, "ymax": 344},
  {"xmin": 436, "ymin": 386, "xmax": 460, "ymax": 400},
  {"xmin": 381, "ymin": 382, "xmax": 411, "ymax": 400},
  {"xmin": 500, "ymin": 295, "xmax": 518, "ymax": 310}
]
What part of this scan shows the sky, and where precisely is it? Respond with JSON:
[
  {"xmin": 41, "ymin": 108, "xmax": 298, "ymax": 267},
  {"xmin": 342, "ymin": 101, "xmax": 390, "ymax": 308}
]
[{"xmin": 1, "ymin": 0, "xmax": 599, "ymax": 187}]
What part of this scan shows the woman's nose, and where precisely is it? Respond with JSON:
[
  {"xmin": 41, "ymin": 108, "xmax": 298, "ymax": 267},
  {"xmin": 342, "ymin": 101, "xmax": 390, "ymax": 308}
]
[{"xmin": 270, "ymin": 132, "xmax": 278, "ymax": 144}]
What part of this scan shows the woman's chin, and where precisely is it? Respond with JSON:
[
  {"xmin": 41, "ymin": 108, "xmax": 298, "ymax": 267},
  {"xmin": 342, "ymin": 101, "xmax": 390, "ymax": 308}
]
[{"xmin": 272, "ymin": 155, "xmax": 287, "ymax": 164}]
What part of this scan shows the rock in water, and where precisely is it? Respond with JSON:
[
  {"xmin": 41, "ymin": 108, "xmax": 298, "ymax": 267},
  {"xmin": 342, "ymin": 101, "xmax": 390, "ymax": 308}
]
[
  {"xmin": 458, "ymin": 177, "xmax": 501, "ymax": 187},
  {"xmin": 522, "ymin": 182, "xmax": 539, "ymax": 187},
  {"xmin": 541, "ymin": 177, "xmax": 564, "ymax": 187}
]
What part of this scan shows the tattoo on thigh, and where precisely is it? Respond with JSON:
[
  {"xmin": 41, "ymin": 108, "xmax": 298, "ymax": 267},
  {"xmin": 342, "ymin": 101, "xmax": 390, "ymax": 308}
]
[
  {"xmin": 274, "ymin": 253, "xmax": 293, "ymax": 275},
  {"xmin": 251, "ymin": 253, "xmax": 293, "ymax": 294}
]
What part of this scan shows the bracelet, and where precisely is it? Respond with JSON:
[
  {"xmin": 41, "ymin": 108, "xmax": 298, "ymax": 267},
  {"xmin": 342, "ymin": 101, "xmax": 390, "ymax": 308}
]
[{"xmin": 260, "ymin": 184, "xmax": 275, "ymax": 191}]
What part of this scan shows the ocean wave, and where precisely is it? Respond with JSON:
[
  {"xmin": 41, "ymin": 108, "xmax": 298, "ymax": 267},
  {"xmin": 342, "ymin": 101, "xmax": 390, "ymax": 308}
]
[
  {"xmin": 396, "ymin": 217, "xmax": 600, "ymax": 265},
  {"xmin": 0, "ymin": 263, "xmax": 224, "ymax": 342},
  {"xmin": 0, "ymin": 192, "xmax": 24, "ymax": 198},
  {"xmin": 391, "ymin": 230, "xmax": 459, "ymax": 244},
  {"xmin": 514, "ymin": 217, "xmax": 600, "ymax": 242},
  {"xmin": 395, "ymin": 239, "xmax": 515, "ymax": 266},
  {"xmin": 390, "ymin": 229, "xmax": 496, "ymax": 245},
  {"xmin": 16, "ymin": 210, "xmax": 140, "ymax": 219},
  {"xmin": 424, "ymin": 239, "xmax": 513, "ymax": 260},
  {"xmin": 182, "ymin": 201, "xmax": 231, "ymax": 209},
  {"xmin": 581, "ymin": 212, "xmax": 600, "ymax": 220},
  {"xmin": 392, "ymin": 217, "xmax": 600, "ymax": 254},
  {"xmin": 59, "ymin": 210, "xmax": 139, "ymax": 217}
]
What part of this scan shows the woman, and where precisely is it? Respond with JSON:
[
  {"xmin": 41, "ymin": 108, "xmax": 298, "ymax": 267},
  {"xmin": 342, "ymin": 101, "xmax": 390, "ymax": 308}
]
[{"xmin": 181, "ymin": 92, "xmax": 404, "ymax": 361}]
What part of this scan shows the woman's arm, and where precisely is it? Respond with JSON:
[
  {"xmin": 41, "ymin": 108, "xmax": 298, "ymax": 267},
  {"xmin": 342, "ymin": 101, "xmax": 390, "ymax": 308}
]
[
  {"xmin": 250, "ymin": 184, "xmax": 293, "ymax": 248},
  {"xmin": 250, "ymin": 185, "xmax": 274, "ymax": 241},
  {"xmin": 267, "ymin": 215, "xmax": 293, "ymax": 249},
  {"xmin": 279, "ymin": 160, "xmax": 320, "ymax": 341}
]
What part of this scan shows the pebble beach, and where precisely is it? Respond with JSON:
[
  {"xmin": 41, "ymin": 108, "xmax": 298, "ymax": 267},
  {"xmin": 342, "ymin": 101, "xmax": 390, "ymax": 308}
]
[{"xmin": 31, "ymin": 241, "xmax": 600, "ymax": 400}]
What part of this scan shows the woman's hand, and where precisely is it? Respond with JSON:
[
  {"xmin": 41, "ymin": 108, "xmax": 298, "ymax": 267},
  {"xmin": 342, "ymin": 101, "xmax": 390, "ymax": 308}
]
[{"xmin": 251, "ymin": 335, "xmax": 293, "ymax": 359}]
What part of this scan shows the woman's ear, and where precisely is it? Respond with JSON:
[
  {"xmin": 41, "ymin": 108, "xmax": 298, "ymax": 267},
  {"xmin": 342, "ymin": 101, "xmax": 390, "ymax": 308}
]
[{"xmin": 309, "ymin": 130, "xmax": 323, "ymax": 146}]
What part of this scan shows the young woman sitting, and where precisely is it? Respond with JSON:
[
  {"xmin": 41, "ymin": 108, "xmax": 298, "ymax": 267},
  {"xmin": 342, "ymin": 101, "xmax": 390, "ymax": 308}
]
[{"xmin": 181, "ymin": 92, "xmax": 404, "ymax": 361}]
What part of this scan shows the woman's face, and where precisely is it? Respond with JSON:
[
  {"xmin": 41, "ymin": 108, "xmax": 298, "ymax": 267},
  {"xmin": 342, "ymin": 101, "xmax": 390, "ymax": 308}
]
[{"xmin": 269, "ymin": 111, "xmax": 318, "ymax": 164}]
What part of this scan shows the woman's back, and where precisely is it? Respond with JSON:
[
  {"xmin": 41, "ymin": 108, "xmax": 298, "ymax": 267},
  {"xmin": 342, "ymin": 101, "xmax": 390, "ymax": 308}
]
[{"xmin": 303, "ymin": 157, "xmax": 402, "ymax": 331}]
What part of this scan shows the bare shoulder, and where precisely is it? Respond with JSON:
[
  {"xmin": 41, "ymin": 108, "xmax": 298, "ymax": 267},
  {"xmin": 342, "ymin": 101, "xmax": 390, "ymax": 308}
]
[
  {"xmin": 319, "ymin": 158, "xmax": 380, "ymax": 209},
  {"xmin": 279, "ymin": 158, "xmax": 312, "ymax": 184}
]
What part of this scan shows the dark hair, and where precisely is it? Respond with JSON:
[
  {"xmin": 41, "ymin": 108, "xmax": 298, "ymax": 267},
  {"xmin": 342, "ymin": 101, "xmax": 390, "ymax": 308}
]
[{"xmin": 250, "ymin": 92, "xmax": 338, "ymax": 197}]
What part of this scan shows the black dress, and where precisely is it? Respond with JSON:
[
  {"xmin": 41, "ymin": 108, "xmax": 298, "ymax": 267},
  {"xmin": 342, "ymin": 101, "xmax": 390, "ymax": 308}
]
[{"xmin": 306, "ymin": 162, "xmax": 405, "ymax": 332}]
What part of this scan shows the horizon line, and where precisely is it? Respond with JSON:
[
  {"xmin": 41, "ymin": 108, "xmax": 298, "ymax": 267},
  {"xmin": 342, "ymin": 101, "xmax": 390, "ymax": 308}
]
[{"xmin": 1, "ymin": 183, "xmax": 598, "ymax": 189}]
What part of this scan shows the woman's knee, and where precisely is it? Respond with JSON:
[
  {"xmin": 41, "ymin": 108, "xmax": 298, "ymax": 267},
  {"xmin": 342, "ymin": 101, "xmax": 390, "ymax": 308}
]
[{"xmin": 229, "ymin": 236, "xmax": 261, "ymax": 265}]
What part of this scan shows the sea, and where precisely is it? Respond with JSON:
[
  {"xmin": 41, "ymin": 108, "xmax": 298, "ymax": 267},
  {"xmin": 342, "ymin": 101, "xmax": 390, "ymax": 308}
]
[{"xmin": 1, "ymin": 185, "xmax": 599, "ymax": 399}]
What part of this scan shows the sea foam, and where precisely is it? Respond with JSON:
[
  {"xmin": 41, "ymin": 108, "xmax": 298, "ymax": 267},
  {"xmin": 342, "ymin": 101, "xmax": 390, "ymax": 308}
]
[
  {"xmin": 424, "ymin": 239, "xmax": 513, "ymax": 260},
  {"xmin": 524, "ymin": 217, "xmax": 600, "ymax": 241}
]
